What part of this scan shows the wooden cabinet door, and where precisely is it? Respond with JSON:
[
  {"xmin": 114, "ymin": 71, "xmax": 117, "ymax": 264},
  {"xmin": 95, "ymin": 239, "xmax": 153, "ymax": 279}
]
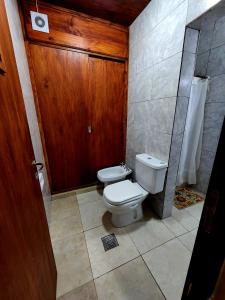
[
  {"xmin": 88, "ymin": 56, "xmax": 126, "ymax": 177},
  {"xmin": 0, "ymin": 2, "xmax": 56, "ymax": 299},
  {"xmin": 30, "ymin": 45, "xmax": 91, "ymax": 193}
]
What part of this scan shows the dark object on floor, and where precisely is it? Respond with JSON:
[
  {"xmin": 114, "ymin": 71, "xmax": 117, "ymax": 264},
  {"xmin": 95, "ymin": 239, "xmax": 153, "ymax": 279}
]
[
  {"xmin": 174, "ymin": 187, "xmax": 204, "ymax": 209},
  {"xmin": 101, "ymin": 233, "xmax": 119, "ymax": 252}
]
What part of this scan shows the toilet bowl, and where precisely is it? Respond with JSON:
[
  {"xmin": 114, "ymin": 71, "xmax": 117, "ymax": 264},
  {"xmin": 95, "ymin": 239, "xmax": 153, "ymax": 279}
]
[
  {"xmin": 103, "ymin": 180, "xmax": 148, "ymax": 227},
  {"xmin": 103, "ymin": 154, "xmax": 168, "ymax": 227},
  {"xmin": 97, "ymin": 165, "xmax": 132, "ymax": 186}
]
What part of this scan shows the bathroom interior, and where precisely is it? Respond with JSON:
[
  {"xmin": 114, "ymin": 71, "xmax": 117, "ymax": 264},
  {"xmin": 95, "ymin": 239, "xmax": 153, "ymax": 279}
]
[{"xmin": 1, "ymin": 0, "xmax": 225, "ymax": 299}]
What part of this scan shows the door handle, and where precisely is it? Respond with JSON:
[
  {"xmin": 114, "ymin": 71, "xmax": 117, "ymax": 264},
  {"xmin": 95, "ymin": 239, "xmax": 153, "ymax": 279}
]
[
  {"xmin": 32, "ymin": 161, "xmax": 44, "ymax": 172},
  {"xmin": 88, "ymin": 125, "xmax": 92, "ymax": 134}
]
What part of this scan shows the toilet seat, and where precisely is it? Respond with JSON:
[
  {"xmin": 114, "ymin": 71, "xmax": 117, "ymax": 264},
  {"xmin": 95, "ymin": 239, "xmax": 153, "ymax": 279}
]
[{"xmin": 104, "ymin": 180, "xmax": 144, "ymax": 206}]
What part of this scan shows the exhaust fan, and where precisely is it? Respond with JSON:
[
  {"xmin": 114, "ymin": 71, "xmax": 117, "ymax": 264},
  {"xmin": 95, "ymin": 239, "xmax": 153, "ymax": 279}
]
[{"xmin": 30, "ymin": 11, "xmax": 49, "ymax": 33}]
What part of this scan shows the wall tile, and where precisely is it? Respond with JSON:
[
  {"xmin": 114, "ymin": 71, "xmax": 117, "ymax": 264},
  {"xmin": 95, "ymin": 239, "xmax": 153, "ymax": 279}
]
[
  {"xmin": 141, "ymin": 0, "xmax": 159, "ymax": 38},
  {"xmin": 162, "ymin": 186, "xmax": 177, "ymax": 218},
  {"xmin": 184, "ymin": 28, "xmax": 199, "ymax": 53},
  {"xmin": 134, "ymin": 101, "xmax": 151, "ymax": 132},
  {"xmin": 207, "ymin": 44, "xmax": 225, "ymax": 77},
  {"xmin": 152, "ymin": 53, "xmax": 182, "ymax": 100},
  {"xmin": 178, "ymin": 51, "xmax": 196, "ymax": 97},
  {"xmin": 212, "ymin": 15, "xmax": 225, "ymax": 48},
  {"xmin": 147, "ymin": 98, "xmax": 177, "ymax": 135},
  {"xmin": 151, "ymin": 1, "xmax": 187, "ymax": 64},
  {"xmin": 145, "ymin": 130, "xmax": 172, "ymax": 162},
  {"xmin": 187, "ymin": 0, "xmax": 222, "ymax": 24},
  {"xmin": 204, "ymin": 102, "xmax": 225, "ymax": 128},
  {"xmin": 157, "ymin": 0, "xmax": 187, "ymax": 24},
  {"xmin": 173, "ymin": 97, "xmax": 189, "ymax": 135},
  {"xmin": 196, "ymin": 149, "xmax": 216, "ymax": 193},
  {"xmin": 126, "ymin": 147, "xmax": 136, "ymax": 170},
  {"xmin": 207, "ymin": 74, "xmax": 225, "ymax": 102},
  {"xmin": 165, "ymin": 132, "xmax": 184, "ymax": 194},
  {"xmin": 202, "ymin": 123, "xmax": 223, "ymax": 154},
  {"xmin": 128, "ymin": 68, "xmax": 153, "ymax": 103},
  {"xmin": 201, "ymin": 102, "xmax": 225, "ymax": 156},
  {"xmin": 127, "ymin": 103, "xmax": 135, "ymax": 129},
  {"xmin": 201, "ymin": 4, "xmax": 225, "ymax": 31},
  {"xmin": 195, "ymin": 51, "xmax": 210, "ymax": 77},
  {"xmin": 197, "ymin": 28, "xmax": 214, "ymax": 53},
  {"xmin": 137, "ymin": 36, "xmax": 155, "ymax": 73},
  {"xmin": 126, "ymin": 128, "xmax": 146, "ymax": 160},
  {"xmin": 129, "ymin": 9, "xmax": 147, "ymax": 46}
]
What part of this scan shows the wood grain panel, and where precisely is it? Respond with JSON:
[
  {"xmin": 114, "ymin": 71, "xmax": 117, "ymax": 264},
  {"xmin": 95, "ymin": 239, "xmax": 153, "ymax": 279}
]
[
  {"xmin": 88, "ymin": 56, "xmax": 126, "ymax": 176},
  {"xmin": 22, "ymin": 1, "xmax": 128, "ymax": 59},
  {"xmin": 42, "ymin": 0, "xmax": 150, "ymax": 26},
  {"xmin": 0, "ymin": 1, "xmax": 56, "ymax": 299},
  {"xmin": 30, "ymin": 44, "xmax": 91, "ymax": 192}
]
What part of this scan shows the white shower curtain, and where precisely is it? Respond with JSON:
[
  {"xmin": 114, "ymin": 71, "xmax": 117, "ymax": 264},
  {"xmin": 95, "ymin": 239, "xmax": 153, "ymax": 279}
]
[{"xmin": 177, "ymin": 77, "xmax": 209, "ymax": 186}]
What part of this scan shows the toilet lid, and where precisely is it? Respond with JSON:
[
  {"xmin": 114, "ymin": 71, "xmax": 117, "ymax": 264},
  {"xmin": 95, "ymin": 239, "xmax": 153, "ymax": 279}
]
[{"xmin": 104, "ymin": 180, "xmax": 143, "ymax": 206}]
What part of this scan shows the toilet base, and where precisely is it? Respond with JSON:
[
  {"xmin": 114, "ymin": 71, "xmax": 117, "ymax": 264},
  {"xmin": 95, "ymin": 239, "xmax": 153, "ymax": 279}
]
[{"xmin": 111, "ymin": 204, "xmax": 143, "ymax": 227}]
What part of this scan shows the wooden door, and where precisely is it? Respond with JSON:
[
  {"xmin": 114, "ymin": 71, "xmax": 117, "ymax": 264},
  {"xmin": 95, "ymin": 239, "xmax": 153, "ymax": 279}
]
[
  {"xmin": 0, "ymin": 2, "xmax": 56, "ymax": 299},
  {"xmin": 30, "ymin": 45, "xmax": 91, "ymax": 193},
  {"xmin": 88, "ymin": 56, "xmax": 126, "ymax": 177}
]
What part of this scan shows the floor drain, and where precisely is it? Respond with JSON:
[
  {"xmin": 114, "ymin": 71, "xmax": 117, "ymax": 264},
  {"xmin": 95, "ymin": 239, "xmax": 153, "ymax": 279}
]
[{"xmin": 101, "ymin": 233, "xmax": 119, "ymax": 252}]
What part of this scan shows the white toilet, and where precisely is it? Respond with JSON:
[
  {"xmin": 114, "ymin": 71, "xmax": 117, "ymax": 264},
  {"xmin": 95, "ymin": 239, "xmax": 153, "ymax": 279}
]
[{"xmin": 103, "ymin": 154, "xmax": 168, "ymax": 227}]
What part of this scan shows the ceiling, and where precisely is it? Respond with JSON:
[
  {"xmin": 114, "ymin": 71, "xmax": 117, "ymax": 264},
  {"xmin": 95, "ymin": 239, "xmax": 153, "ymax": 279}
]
[{"xmin": 41, "ymin": 0, "xmax": 151, "ymax": 26}]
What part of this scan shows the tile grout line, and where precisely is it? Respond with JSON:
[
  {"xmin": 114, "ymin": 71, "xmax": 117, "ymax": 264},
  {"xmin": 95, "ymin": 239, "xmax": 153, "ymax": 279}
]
[
  {"xmin": 93, "ymin": 254, "xmax": 141, "ymax": 281},
  {"xmin": 75, "ymin": 194, "xmax": 96, "ymax": 284},
  {"xmin": 140, "ymin": 255, "xmax": 167, "ymax": 300},
  {"xmin": 56, "ymin": 280, "xmax": 97, "ymax": 300}
]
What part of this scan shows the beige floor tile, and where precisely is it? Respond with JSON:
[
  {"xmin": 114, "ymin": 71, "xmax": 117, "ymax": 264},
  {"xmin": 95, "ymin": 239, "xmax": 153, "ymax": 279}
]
[
  {"xmin": 50, "ymin": 195, "xmax": 78, "ymax": 222},
  {"xmin": 178, "ymin": 229, "xmax": 198, "ymax": 252},
  {"xmin": 172, "ymin": 206, "xmax": 199, "ymax": 231},
  {"xmin": 77, "ymin": 190, "xmax": 103, "ymax": 205},
  {"xmin": 185, "ymin": 202, "xmax": 204, "ymax": 221},
  {"xmin": 162, "ymin": 216, "xmax": 187, "ymax": 237},
  {"xmin": 78, "ymin": 194, "xmax": 109, "ymax": 231},
  {"xmin": 95, "ymin": 257, "xmax": 165, "ymax": 300},
  {"xmin": 50, "ymin": 214, "xmax": 83, "ymax": 242},
  {"xmin": 143, "ymin": 238, "xmax": 191, "ymax": 300},
  {"xmin": 126, "ymin": 217, "xmax": 174, "ymax": 254},
  {"xmin": 57, "ymin": 281, "xmax": 97, "ymax": 300},
  {"xmin": 85, "ymin": 225, "xmax": 139, "ymax": 278},
  {"xmin": 54, "ymin": 233, "xmax": 93, "ymax": 297},
  {"xmin": 76, "ymin": 185, "xmax": 102, "ymax": 196}
]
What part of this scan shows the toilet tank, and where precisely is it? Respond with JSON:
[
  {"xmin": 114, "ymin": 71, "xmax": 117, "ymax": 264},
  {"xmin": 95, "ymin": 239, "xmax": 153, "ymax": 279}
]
[{"xmin": 135, "ymin": 154, "xmax": 168, "ymax": 194}]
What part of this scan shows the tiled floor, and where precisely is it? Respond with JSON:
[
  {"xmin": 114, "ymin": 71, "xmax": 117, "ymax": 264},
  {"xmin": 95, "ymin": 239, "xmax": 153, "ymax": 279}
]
[{"xmin": 50, "ymin": 187, "xmax": 204, "ymax": 300}]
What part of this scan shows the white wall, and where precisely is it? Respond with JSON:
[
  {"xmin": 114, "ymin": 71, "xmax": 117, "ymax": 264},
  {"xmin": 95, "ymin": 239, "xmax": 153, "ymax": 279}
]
[
  {"xmin": 127, "ymin": 0, "xmax": 223, "ymax": 217},
  {"xmin": 5, "ymin": 0, "xmax": 51, "ymax": 223}
]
